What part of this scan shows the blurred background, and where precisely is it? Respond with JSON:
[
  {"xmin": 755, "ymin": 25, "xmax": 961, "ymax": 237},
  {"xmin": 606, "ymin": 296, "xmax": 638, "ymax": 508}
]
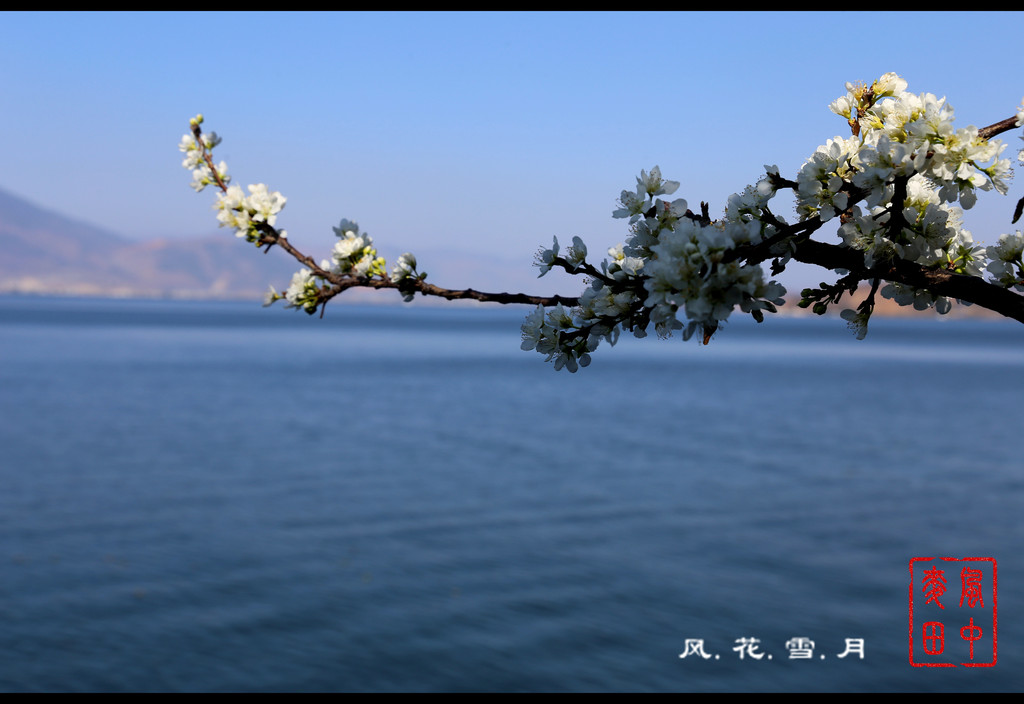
[
  {"xmin": 1, "ymin": 11, "xmax": 1022, "ymax": 692},
  {"xmin": 2, "ymin": 11, "xmax": 1022, "ymax": 298}
]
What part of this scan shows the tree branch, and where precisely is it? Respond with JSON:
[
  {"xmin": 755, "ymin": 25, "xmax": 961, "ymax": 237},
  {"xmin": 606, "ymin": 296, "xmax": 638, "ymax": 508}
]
[
  {"xmin": 790, "ymin": 238, "xmax": 1024, "ymax": 324},
  {"xmin": 182, "ymin": 92, "xmax": 1024, "ymax": 359},
  {"xmin": 254, "ymin": 225, "xmax": 580, "ymax": 310},
  {"xmin": 978, "ymin": 115, "xmax": 1022, "ymax": 141},
  {"xmin": 326, "ymin": 275, "xmax": 580, "ymax": 307}
]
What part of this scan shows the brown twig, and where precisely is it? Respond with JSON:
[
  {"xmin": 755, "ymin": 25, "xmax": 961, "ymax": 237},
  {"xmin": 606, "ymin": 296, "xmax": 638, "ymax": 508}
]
[{"xmin": 978, "ymin": 115, "xmax": 1022, "ymax": 141}]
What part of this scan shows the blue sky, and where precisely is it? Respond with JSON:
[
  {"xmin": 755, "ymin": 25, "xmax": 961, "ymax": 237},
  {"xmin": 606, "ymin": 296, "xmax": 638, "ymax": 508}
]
[{"xmin": 3, "ymin": 11, "xmax": 1023, "ymax": 294}]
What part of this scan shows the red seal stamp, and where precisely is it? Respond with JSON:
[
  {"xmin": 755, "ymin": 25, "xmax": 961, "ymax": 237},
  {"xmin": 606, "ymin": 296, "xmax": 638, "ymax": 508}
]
[{"xmin": 909, "ymin": 557, "xmax": 997, "ymax": 667}]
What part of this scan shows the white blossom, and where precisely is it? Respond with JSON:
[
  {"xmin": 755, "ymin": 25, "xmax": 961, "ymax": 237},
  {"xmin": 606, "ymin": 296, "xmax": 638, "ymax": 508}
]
[
  {"xmin": 534, "ymin": 237, "xmax": 560, "ymax": 277},
  {"xmin": 637, "ymin": 165, "xmax": 680, "ymax": 197},
  {"xmin": 390, "ymin": 253, "xmax": 418, "ymax": 283},
  {"xmin": 564, "ymin": 236, "xmax": 587, "ymax": 271},
  {"xmin": 840, "ymin": 308, "xmax": 870, "ymax": 340},
  {"xmin": 262, "ymin": 285, "xmax": 280, "ymax": 307},
  {"xmin": 245, "ymin": 184, "xmax": 286, "ymax": 227},
  {"xmin": 612, "ymin": 186, "xmax": 651, "ymax": 223}
]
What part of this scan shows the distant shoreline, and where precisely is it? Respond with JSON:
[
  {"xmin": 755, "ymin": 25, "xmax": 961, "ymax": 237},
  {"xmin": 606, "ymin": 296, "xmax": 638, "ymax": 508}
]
[{"xmin": 0, "ymin": 286, "xmax": 1010, "ymax": 320}]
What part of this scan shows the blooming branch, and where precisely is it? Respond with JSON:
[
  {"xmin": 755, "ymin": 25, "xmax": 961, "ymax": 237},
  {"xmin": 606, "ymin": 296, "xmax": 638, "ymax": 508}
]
[{"xmin": 180, "ymin": 73, "xmax": 1024, "ymax": 371}]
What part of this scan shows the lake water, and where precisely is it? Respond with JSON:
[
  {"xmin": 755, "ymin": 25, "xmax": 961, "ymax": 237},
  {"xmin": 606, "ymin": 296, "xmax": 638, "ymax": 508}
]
[{"xmin": 0, "ymin": 295, "xmax": 1021, "ymax": 691}]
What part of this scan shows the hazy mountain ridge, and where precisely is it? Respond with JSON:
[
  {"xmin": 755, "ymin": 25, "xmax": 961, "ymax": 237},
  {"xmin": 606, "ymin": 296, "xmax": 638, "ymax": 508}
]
[
  {"xmin": 0, "ymin": 187, "xmax": 298, "ymax": 299},
  {"xmin": 0, "ymin": 186, "xmax": 1008, "ymax": 318},
  {"xmin": 0, "ymin": 187, "xmax": 542, "ymax": 304}
]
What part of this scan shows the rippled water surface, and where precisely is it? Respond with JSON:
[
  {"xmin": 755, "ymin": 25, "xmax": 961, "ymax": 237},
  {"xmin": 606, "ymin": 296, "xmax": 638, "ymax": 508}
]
[{"xmin": 1, "ymin": 296, "xmax": 1021, "ymax": 691}]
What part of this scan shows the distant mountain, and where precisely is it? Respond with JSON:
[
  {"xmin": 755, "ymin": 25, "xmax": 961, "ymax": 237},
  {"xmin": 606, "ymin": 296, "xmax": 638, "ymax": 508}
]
[
  {"xmin": 0, "ymin": 187, "xmax": 1008, "ymax": 318},
  {"xmin": 0, "ymin": 187, "xmax": 298, "ymax": 299}
]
